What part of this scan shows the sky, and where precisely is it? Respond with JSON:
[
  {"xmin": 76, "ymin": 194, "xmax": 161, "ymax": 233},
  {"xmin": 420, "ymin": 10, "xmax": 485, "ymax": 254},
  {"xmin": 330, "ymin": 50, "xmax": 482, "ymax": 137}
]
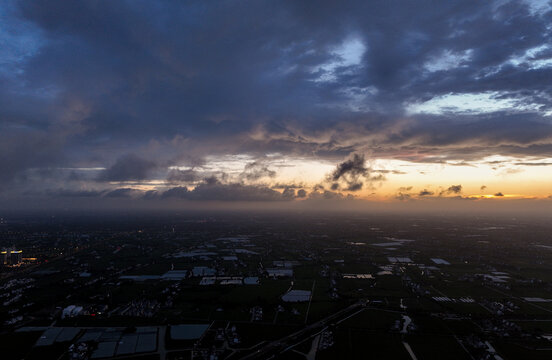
[{"xmin": 1, "ymin": 0, "xmax": 552, "ymax": 212}]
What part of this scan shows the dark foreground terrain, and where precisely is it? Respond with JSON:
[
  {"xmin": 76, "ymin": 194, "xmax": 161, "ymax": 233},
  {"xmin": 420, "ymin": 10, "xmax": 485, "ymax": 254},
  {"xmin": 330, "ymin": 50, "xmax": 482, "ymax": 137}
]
[{"xmin": 1, "ymin": 211, "xmax": 552, "ymax": 359}]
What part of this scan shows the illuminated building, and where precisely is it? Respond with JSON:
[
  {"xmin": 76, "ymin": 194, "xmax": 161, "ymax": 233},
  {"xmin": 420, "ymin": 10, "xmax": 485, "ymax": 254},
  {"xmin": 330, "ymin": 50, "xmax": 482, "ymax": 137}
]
[{"xmin": 1, "ymin": 248, "xmax": 23, "ymax": 265}]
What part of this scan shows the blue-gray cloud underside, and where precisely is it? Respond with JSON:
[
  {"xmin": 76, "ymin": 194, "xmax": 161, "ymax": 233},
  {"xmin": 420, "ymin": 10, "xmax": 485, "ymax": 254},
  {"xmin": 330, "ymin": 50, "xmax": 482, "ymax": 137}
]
[{"xmin": 1, "ymin": 0, "xmax": 552, "ymax": 200}]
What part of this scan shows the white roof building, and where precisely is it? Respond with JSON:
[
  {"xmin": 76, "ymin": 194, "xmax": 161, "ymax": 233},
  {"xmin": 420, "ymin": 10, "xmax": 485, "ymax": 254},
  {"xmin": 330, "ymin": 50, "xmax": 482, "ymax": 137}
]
[
  {"xmin": 267, "ymin": 268, "xmax": 293, "ymax": 277},
  {"xmin": 244, "ymin": 276, "xmax": 259, "ymax": 285},
  {"xmin": 62, "ymin": 305, "xmax": 83, "ymax": 319},
  {"xmin": 162, "ymin": 270, "xmax": 189, "ymax": 280},
  {"xmin": 282, "ymin": 290, "xmax": 311, "ymax": 302},
  {"xmin": 192, "ymin": 267, "xmax": 216, "ymax": 277}
]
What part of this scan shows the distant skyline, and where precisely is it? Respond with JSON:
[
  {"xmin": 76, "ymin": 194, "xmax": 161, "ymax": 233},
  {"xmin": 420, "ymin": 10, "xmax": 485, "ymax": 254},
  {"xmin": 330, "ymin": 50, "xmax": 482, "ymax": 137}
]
[{"xmin": 1, "ymin": 0, "xmax": 552, "ymax": 210}]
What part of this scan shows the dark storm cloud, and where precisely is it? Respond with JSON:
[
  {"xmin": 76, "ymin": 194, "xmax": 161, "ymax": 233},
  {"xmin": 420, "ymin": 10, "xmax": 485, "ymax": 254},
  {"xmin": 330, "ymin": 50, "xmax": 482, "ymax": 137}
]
[
  {"xmin": 1, "ymin": 0, "xmax": 552, "ymax": 199},
  {"xmin": 0, "ymin": 129, "xmax": 64, "ymax": 187},
  {"xmin": 161, "ymin": 186, "xmax": 189, "ymax": 199},
  {"xmin": 240, "ymin": 161, "xmax": 277, "ymax": 181},
  {"xmin": 281, "ymin": 187, "xmax": 296, "ymax": 200},
  {"xmin": 34, "ymin": 181, "xmax": 346, "ymax": 204},
  {"xmin": 155, "ymin": 175, "xmax": 297, "ymax": 202},
  {"xmin": 330, "ymin": 154, "xmax": 369, "ymax": 181},
  {"xmin": 161, "ymin": 183, "xmax": 289, "ymax": 202},
  {"xmin": 98, "ymin": 155, "xmax": 157, "ymax": 182},
  {"xmin": 166, "ymin": 169, "xmax": 201, "ymax": 183},
  {"xmin": 328, "ymin": 153, "xmax": 384, "ymax": 191},
  {"xmin": 103, "ymin": 188, "xmax": 137, "ymax": 198},
  {"xmin": 46, "ymin": 189, "xmax": 105, "ymax": 198},
  {"xmin": 308, "ymin": 190, "xmax": 350, "ymax": 200}
]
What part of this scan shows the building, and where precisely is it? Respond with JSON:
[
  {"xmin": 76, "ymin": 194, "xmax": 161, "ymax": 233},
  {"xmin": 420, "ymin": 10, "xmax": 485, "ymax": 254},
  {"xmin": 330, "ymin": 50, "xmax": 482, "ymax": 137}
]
[
  {"xmin": 192, "ymin": 266, "xmax": 216, "ymax": 277},
  {"xmin": 62, "ymin": 305, "xmax": 83, "ymax": 319},
  {"xmin": 266, "ymin": 268, "xmax": 293, "ymax": 277},
  {"xmin": 282, "ymin": 290, "xmax": 312, "ymax": 302},
  {"xmin": 161, "ymin": 270, "xmax": 189, "ymax": 280},
  {"xmin": 1, "ymin": 248, "xmax": 23, "ymax": 266},
  {"xmin": 244, "ymin": 276, "xmax": 259, "ymax": 285}
]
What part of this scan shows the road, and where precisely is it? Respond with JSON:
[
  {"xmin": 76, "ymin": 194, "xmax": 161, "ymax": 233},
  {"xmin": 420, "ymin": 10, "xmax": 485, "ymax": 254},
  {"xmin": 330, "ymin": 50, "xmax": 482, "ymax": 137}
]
[{"xmin": 237, "ymin": 301, "xmax": 364, "ymax": 360}]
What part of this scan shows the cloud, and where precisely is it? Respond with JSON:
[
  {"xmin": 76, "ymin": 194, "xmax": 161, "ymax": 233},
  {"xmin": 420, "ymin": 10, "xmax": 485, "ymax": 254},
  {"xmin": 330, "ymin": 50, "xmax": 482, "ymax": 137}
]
[
  {"xmin": 439, "ymin": 184, "xmax": 463, "ymax": 196},
  {"xmin": 98, "ymin": 155, "xmax": 157, "ymax": 182},
  {"xmin": 398, "ymin": 184, "xmax": 466, "ymax": 199},
  {"xmin": 281, "ymin": 187, "xmax": 296, "ymax": 199},
  {"xmin": 328, "ymin": 153, "xmax": 384, "ymax": 191},
  {"xmin": 0, "ymin": 129, "xmax": 65, "ymax": 187},
  {"xmin": 240, "ymin": 160, "xmax": 277, "ymax": 181},
  {"xmin": 308, "ymin": 190, "xmax": 350, "ymax": 200},
  {"xmin": 500, "ymin": 168, "xmax": 523, "ymax": 175},
  {"xmin": 166, "ymin": 169, "xmax": 200, "ymax": 183},
  {"xmin": 514, "ymin": 162, "xmax": 552, "ymax": 166},
  {"xmin": 271, "ymin": 182, "xmax": 306, "ymax": 189},
  {"xmin": 347, "ymin": 182, "xmax": 363, "ymax": 191},
  {"xmin": 330, "ymin": 153, "xmax": 368, "ymax": 181},
  {"xmin": 103, "ymin": 188, "xmax": 138, "ymax": 198},
  {"xmin": 180, "ymin": 183, "xmax": 286, "ymax": 201},
  {"xmin": 494, "ymin": 192, "xmax": 504, "ymax": 197},
  {"xmin": 1, "ymin": 0, "xmax": 552, "ymax": 202},
  {"xmin": 46, "ymin": 189, "xmax": 105, "ymax": 198},
  {"xmin": 161, "ymin": 186, "xmax": 190, "ymax": 199},
  {"xmin": 481, "ymin": 185, "xmax": 487, "ymax": 190},
  {"xmin": 447, "ymin": 185, "xmax": 462, "ymax": 194},
  {"xmin": 396, "ymin": 192, "xmax": 412, "ymax": 201},
  {"xmin": 418, "ymin": 189, "xmax": 434, "ymax": 197},
  {"xmin": 158, "ymin": 176, "xmax": 293, "ymax": 201},
  {"xmin": 374, "ymin": 169, "xmax": 407, "ymax": 175}
]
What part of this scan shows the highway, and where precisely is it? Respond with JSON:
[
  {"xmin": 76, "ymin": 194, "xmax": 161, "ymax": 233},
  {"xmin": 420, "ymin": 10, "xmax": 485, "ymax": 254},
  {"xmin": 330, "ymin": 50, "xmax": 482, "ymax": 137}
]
[{"xmin": 237, "ymin": 301, "xmax": 365, "ymax": 360}]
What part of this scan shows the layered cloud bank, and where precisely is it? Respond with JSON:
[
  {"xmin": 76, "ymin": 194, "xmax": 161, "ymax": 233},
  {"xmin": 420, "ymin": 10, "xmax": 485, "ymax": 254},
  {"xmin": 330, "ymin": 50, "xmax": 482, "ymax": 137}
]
[{"xmin": 1, "ymin": 0, "xmax": 552, "ymax": 210}]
